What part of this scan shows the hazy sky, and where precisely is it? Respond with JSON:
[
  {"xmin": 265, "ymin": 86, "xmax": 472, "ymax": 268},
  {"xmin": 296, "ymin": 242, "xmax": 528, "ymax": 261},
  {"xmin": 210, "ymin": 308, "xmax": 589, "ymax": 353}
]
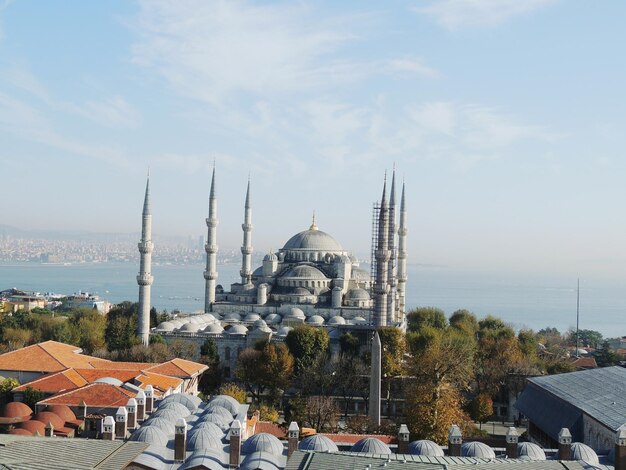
[{"xmin": 2, "ymin": 0, "xmax": 626, "ymax": 277}]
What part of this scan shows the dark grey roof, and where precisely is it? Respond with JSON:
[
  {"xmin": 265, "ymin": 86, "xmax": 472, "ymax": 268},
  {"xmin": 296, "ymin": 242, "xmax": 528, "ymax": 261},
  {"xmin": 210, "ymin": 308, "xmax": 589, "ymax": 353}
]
[
  {"xmin": 518, "ymin": 366, "xmax": 626, "ymax": 431},
  {"xmin": 285, "ymin": 451, "xmax": 591, "ymax": 470},
  {"xmin": 0, "ymin": 434, "xmax": 147, "ymax": 470}
]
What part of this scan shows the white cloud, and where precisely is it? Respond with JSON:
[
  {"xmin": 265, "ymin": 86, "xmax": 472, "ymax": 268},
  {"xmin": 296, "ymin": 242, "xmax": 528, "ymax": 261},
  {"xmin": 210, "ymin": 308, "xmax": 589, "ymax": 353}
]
[
  {"xmin": 77, "ymin": 96, "xmax": 142, "ymax": 129},
  {"xmin": 416, "ymin": 0, "xmax": 558, "ymax": 30},
  {"xmin": 386, "ymin": 57, "xmax": 441, "ymax": 79}
]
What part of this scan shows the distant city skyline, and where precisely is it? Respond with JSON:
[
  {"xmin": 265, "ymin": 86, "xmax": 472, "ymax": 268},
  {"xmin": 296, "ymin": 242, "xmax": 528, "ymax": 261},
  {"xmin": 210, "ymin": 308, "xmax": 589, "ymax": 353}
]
[{"xmin": 2, "ymin": 1, "xmax": 626, "ymax": 278}]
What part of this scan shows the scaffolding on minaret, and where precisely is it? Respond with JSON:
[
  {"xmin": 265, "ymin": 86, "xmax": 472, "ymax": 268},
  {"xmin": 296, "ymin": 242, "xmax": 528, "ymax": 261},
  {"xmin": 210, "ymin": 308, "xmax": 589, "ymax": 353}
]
[{"xmin": 370, "ymin": 201, "xmax": 381, "ymax": 324}]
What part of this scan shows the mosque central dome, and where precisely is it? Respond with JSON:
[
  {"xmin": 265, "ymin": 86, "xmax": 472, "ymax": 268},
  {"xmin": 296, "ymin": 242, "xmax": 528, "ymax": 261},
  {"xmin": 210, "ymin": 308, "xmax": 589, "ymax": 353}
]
[{"xmin": 282, "ymin": 227, "xmax": 343, "ymax": 252}]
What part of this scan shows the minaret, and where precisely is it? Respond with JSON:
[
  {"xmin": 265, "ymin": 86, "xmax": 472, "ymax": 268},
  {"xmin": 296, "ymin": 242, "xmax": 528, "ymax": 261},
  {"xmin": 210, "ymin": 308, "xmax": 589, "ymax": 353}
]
[
  {"xmin": 386, "ymin": 168, "xmax": 397, "ymax": 325},
  {"xmin": 137, "ymin": 175, "xmax": 154, "ymax": 346},
  {"xmin": 397, "ymin": 182, "xmax": 408, "ymax": 320},
  {"xmin": 204, "ymin": 167, "xmax": 218, "ymax": 311},
  {"xmin": 240, "ymin": 178, "xmax": 253, "ymax": 285},
  {"xmin": 373, "ymin": 175, "xmax": 390, "ymax": 327}
]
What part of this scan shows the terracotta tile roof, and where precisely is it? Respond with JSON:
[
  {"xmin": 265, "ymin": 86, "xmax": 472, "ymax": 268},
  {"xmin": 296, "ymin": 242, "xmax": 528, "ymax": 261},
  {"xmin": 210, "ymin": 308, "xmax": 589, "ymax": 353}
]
[
  {"xmin": 319, "ymin": 433, "xmax": 396, "ymax": 445},
  {"xmin": 255, "ymin": 421, "xmax": 286, "ymax": 439},
  {"xmin": 89, "ymin": 361, "xmax": 156, "ymax": 370},
  {"xmin": 75, "ymin": 368, "xmax": 142, "ymax": 383},
  {"xmin": 134, "ymin": 371, "xmax": 182, "ymax": 394},
  {"xmin": 13, "ymin": 369, "xmax": 88, "ymax": 394},
  {"xmin": 146, "ymin": 358, "xmax": 208, "ymax": 378},
  {"xmin": 37, "ymin": 383, "xmax": 135, "ymax": 409},
  {"xmin": 570, "ymin": 356, "xmax": 598, "ymax": 369}
]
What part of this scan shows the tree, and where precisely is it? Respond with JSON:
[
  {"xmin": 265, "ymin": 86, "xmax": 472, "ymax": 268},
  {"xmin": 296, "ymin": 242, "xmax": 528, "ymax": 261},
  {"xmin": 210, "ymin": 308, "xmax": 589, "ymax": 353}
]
[
  {"xmin": 378, "ymin": 327, "xmax": 405, "ymax": 412},
  {"xmin": 22, "ymin": 386, "xmax": 46, "ymax": 409},
  {"xmin": 470, "ymin": 393, "xmax": 493, "ymax": 429},
  {"xmin": 235, "ymin": 343, "xmax": 294, "ymax": 403},
  {"xmin": 0, "ymin": 377, "xmax": 19, "ymax": 405},
  {"xmin": 105, "ymin": 303, "xmax": 139, "ymax": 352},
  {"xmin": 339, "ymin": 332, "xmax": 360, "ymax": 357},
  {"xmin": 449, "ymin": 309, "xmax": 478, "ymax": 336},
  {"xmin": 406, "ymin": 327, "xmax": 475, "ymax": 443},
  {"xmin": 285, "ymin": 325, "xmax": 329, "ymax": 375},
  {"xmin": 567, "ymin": 329, "xmax": 603, "ymax": 349},
  {"xmin": 332, "ymin": 355, "xmax": 369, "ymax": 418},
  {"xmin": 407, "ymin": 307, "xmax": 447, "ymax": 333},
  {"xmin": 69, "ymin": 308, "xmax": 107, "ymax": 353},
  {"xmin": 303, "ymin": 396, "xmax": 339, "ymax": 432},
  {"xmin": 595, "ymin": 341, "xmax": 620, "ymax": 367},
  {"xmin": 218, "ymin": 383, "xmax": 247, "ymax": 403}
]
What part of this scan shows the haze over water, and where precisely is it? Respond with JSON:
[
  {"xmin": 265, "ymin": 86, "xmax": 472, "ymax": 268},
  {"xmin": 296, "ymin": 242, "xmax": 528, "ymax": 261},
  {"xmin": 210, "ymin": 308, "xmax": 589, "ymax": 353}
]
[{"xmin": 1, "ymin": 261, "xmax": 624, "ymax": 338}]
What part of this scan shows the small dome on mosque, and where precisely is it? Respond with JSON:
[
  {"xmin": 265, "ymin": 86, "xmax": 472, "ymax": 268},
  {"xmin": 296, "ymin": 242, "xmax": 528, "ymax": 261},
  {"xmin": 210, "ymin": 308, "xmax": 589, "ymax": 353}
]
[
  {"xmin": 242, "ymin": 432, "xmax": 285, "ymax": 456},
  {"xmin": 203, "ymin": 406, "xmax": 233, "ymax": 423},
  {"xmin": 143, "ymin": 416, "xmax": 176, "ymax": 434},
  {"xmin": 350, "ymin": 437, "xmax": 392, "ymax": 454},
  {"xmin": 224, "ymin": 312, "xmax": 242, "ymax": 321},
  {"xmin": 306, "ymin": 315, "xmax": 325, "ymax": 325},
  {"xmin": 199, "ymin": 413, "xmax": 231, "ymax": 430},
  {"xmin": 192, "ymin": 421, "xmax": 225, "ymax": 438},
  {"xmin": 245, "ymin": 313, "xmax": 261, "ymax": 322},
  {"xmin": 189, "ymin": 316, "xmax": 204, "ymax": 324},
  {"xmin": 517, "ymin": 442, "xmax": 546, "ymax": 460},
  {"xmin": 156, "ymin": 321, "xmax": 175, "ymax": 331},
  {"xmin": 203, "ymin": 323, "xmax": 224, "ymax": 334},
  {"xmin": 351, "ymin": 316, "xmax": 368, "ymax": 325},
  {"xmin": 179, "ymin": 323, "xmax": 202, "ymax": 333},
  {"xmin": 187, "ymin": 427, "xmax": 224, "ymax": 452},
  {"xmin": 180, "ymin": 449, "xmax": 225, "ymax": 470},
  {"xmin": 327, "ymin": 316, "xmax": 346, "ymax": 326},
  {"xmin": 157, "ymin": 401, "xmax": 191, "ymax": 418},
  {"xmin": 264, "ymin": 252, "xmax": 278, "ymax": 261},
  {"xmin": 461, "ymin": 441, "xmax": 496, "ymax": 459},
  {"xmin": 571, "ymin": 442, "xmax": 599, "ymax": 465},
  {"xmin": 285, "ymin": 308, "xmax": 305, "ymax": 319},
  {"xmin": 170, "ymin": 319, "xmax": 185, "ymax": 328},
  {"xmin": 408, "ymin": 440, "xmax": 444, "ymax": 457},
  {"xmin": 253, "ymin": 319, "xmax": 268, "ymax": 328},
  {"xmin": 292, "ymin": 287, "xmax": 311, "ymax": 296},
  {"xmin": 1, "ymin": 402, "xmax": 33, "ymax": 420},
  {"xmin": 264, "ymin": 313, "xmax": 282, "ymax": 324},
  {"xmin": 228, "ymin": 324, "xmax": 249, "ymax": 335},
  {"xmin": 130, "ymin": 425, "xmax": 169, "ymax": 446},
  {"xmin": 298, "ymin": 435, "xmax": 338, "ymax": 452},
  {"xmin": 160, "ymin": 393, "xmax": 203, "ymax": 413},
  {"xmin": 46, "ymin": 405, "xmax": 76, "ymax": 422},
  {"xmin": 277, "ymin": 326, "xmax": 292, "ymax": 337},
  {"xmin": 346, "ymin": 288, "xmax": 370, "ymax": 301},
  {"xmin": 283, "ymin": 265, "xmax": 328, "ymax": 280}
]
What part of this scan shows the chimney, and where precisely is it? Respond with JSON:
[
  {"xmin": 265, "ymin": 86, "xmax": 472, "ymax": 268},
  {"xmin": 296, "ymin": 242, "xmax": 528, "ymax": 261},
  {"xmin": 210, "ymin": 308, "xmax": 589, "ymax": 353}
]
[
  {"xmin": 287, "ymin": 421, "xmax": 299, "ymax": 459},
  {"xmin": 145, "ymin": 385, "xmax": 154, "ymax": 413},
  {"xmin": 102, "ymin": 416, "xmax": 115, "ymax": 440},
  {"xmin": 126, "ymin": 398, "xmax": 137, "ymax": 430},
  {"xmin": 615, "ymin": 426, "xmax": 626, "ymax": 470},
  {"xmin": 115, "ymin": 406, "xmax": 128, "ymax": 439},
  {"xmin": 175, "ymin": 418, "xmax": 187, "ymax": 462},
  {"xmin": 136, "ymin": 390, "xmax": 146, "ymax": 421},
  {"xmin": 229, "ymin": 420, "xmax": 242, "ymax": 467},
  {"xmin": 397, "ymin": 424, "xmax": 410, "ymax": 454},
  {"xmin": 558, "ymin": 428, "xmax": 572, "ymax": 460},
  {"xmin": 78, "ymin": 400, "xmax": 87, "ymax": 419},
  {"xmin": 448, "ymin": 424, "xmax": 462, "ymax": 456},
  {"xmin": 505, "ymin": 427, "xmax": 518, "ymax": 458},
  {"xmin": 45, "ymin": 421, "xmax": 54, "ymax": 437}
]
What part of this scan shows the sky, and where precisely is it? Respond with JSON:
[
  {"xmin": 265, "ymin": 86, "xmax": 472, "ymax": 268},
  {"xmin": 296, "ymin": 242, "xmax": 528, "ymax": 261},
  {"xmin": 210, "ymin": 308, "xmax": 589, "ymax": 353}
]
[{"xmin": 1, "ymin": 0, "xmax": 626, "ymax": 278}]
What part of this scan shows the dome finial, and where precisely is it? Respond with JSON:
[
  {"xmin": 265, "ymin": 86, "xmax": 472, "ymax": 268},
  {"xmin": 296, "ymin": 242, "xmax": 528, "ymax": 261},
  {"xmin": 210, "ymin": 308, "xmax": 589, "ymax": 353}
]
[{"xmin": 310, "ymin": 210, "xmax": 318, "ymax": 231}]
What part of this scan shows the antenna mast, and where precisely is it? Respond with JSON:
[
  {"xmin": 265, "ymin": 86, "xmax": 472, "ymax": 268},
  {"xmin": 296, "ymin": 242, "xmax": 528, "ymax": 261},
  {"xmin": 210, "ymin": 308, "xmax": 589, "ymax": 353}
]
[{"xmin": 575, "ymin": 278, "xmax": 580, "ymax": 357}]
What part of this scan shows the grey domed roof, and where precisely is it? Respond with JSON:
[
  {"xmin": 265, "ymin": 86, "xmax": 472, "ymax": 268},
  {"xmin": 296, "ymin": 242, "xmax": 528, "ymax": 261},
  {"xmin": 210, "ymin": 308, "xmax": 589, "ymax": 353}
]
[
  {"xmin": 224, "ymin": 312, "xmax": 242, "ymax": 321},
  {"xmin": 350, "ymin": 437, "xmax": 392, "ymax": 454},
  {"xmin": 282, "ymin": 228, "xmax": 343, "ymax": 251},
  {"xmin": 179, "ymin": 323, "xmax": 202, "ymax": 332},
  {"xmin": 203, "ymin": 405, "xmax": 233, "ymax": 422},
  {"xmin": 189, "ymin": 316, "xmax": 204, "ymax": 324},
  {"xmin": 191, "ymin": 421, "xmax": 226, "ymax": 438},
  {"xmin": 160, "ymin": 393, "xmax": 202, "ymax": 413},
  {"xmin": 461, "ymin": 441, "xmax": 496, "ymax": 459},
  {"xmin": 346, "ymin": 288, "xmax": 370, "ymax": 301},
  {"xmin": 228, "ymin": 324, "xmax": 248, "ymax": 335},
  {"xmin": 245, "ymin": 313, "xmax": 261, "ymax": 322},
  {"xmin": 130, "ymin": 425, "xmax": 169, "ymax": 446},
  {"xmin": 408, "ymin": 440, "xmax": 444, "ymax": 457},
  {"xmin": 157, "ymin": 401, "xmax": 191, "ymax": 418},
  {"xmin": 352, "ymin": 267, "xmax": 371, "ymax": 281},
  {"xmin": 306, "ymin": 315, "xmax": 325, "ymax": 325},
  {"xmin": 94, "ymin": 377, "xmax": 123, "ymax": 386},
  {"xmin": 253, "ymin": 319, "xmax": 268, "ymax": 328},
  {"xmin": 240, "ymin": 452, "xmax": 283, "ymax": 470},
  {"xmin": 187, "ymin": 427, "xmax": 224, "ymax": 452},
  {"xmin": 199, "ymin": 413, "xmax": 231, "ymax": 430},
  {"xmin": 292, "ymin": 287, "xmax": 311, "ymax": 296},
  {"xmin": 283, "ymin": 265, "xmax": 328, "ymax": 279},
  {"xmin": 150, "ymin": 408, "xmax": 184, "ymax": 422},
  {"xmin": 298, "ymin": 435, "xmax": 338, "ymax": 452},
  {"xmin": 143, "ymin": 416, "xmax": 175, "ymax": 435},
  {"xmin": 179, "ymin": 449, "xmax": 225, "ymax": 470},
  {"xmin": 571, "ymin": 442, "xmax": 599, "ymax": 465},
  {"xmin": 327, "ymin": 316, "xmax": 346, "ymax": 325},
  {"xmin": 277, "ymin": 326, "xmax": 292, "ymax": 336},
  {"xmin": 207, "ymin": 395, "xmax": 241, "ymax": 416},
  {"xmin": 351, "ymin": 316, "xmax": 368, "ymax": 325},
  {"xmin": 242, "ymin": 432, "xmax": 285, "ymax": 456},
  {"xmin": 517, "ymin": 442, "xmax": 546, "ymax": 460},
  {"xmin": 264, "ymin": 252, "xmax": 278, "ymax": 261}
]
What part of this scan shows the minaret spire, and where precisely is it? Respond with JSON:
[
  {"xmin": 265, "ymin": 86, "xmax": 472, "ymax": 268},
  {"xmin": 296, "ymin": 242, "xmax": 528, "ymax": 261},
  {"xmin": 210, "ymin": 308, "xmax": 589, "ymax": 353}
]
[
  {"xmin": 137, "ymin": 174, "xmax": 154, "ymax": 346},
  {"xmin": 373, "ymin": 173, "xmax": 390, "ymax": 327},
  {"xmin": 240, "ymin": 178, "xmax": 253, "ymax": 285},
  {"xmin": 204, "ymin": 165, "xmax": 218, "ymax": 311},
  {"xmin": 397, "ymin": 180, "xmax": 408, "ymax": 320},
  {"xmin": 386, "ymin": 167, "xmax": 397, "ymax": 325}
]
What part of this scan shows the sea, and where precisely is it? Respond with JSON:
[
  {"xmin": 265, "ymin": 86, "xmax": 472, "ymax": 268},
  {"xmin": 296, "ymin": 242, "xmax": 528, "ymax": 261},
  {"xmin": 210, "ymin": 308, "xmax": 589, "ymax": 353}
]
[{"xmin": 1, "ymin": 261, "xmax": 625, "ymax": 338}]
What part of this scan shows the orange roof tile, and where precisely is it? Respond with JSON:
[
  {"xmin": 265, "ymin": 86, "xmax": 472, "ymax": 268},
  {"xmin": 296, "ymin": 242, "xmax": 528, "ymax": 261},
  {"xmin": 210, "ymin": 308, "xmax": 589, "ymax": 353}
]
[
  {"xmin": 13, "ymin": 369, "xmax": 88, "ymax": 394},
  {"xmin": 89, "ymin": 361, "xmax": 157, "ymax": 370},
  {"xmin": 134, "ymin": 371, "xmax": 182, "ymax": 394},
  {"xmin": 0, "ymin": 341, "xmax": 111, "ymax": 373},
  {"xmin": 38, "ymin": 383, "xmax": 135, "ymax": 409},
  {"xmin": 255, "ymin": 421, "xmax": 286, "ymax": 439},
  {"xmin": 75, "ymin": 368, "xmax": 142, "ymax": 383},
  {"xmin": 146, "ymin": 358, "xmax": 208, "ymax": 378}
]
